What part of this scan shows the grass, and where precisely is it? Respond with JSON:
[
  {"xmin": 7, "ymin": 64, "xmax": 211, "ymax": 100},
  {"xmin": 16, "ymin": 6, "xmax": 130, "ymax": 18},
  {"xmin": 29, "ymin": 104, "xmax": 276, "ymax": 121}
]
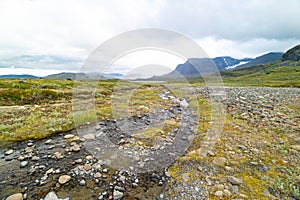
[{"xmin": 0, "ymin": 79, "xmax": 169, "ymax": 146}]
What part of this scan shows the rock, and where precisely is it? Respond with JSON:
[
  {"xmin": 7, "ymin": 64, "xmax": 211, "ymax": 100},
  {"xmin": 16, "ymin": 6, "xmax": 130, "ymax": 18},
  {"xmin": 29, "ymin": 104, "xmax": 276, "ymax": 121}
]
[
  {"xmin": 214, "ymin": 191, "xmax": 223, "ymax": 197},
  {"xmin": 5, "ymin": 149, "xmax": 14, "ymax": 155},
  {"xmin": 238, "ymin": 145, "xmax": 247, "ymax": 151},
  {"xmin": 18, "ymin": 156, "xmax": 25, "ymax": 161},
  {"xmin": 83, "ymin": 134, "xmax": 95, "ymax": 140},
  {"xmin": 58, "ymin": 175, "xmax": 71, "ymax": 185},
  {"xmin": 45, "ymin": 139, "xmax": 53, "ymax": 144},
  {"xmin": 102, "ymin": 168, "xmax": 108, "ymax": 173},
  {"xmin": 84, "ymin": 164, "xmax": 92, "ymax": 171},
  {"xmin": 54, "ymin": 152, "xmax": 62, "ymax": 159},
  {"xmin": 75, "ymin": 159, "xmax": 82, "ymax": 164},
  {"xmin": 213, "ymin": 157, "xmax": 227, "ymax": 167},
  {"xmin": 27, "ymin": 142, "xmax": 34, "ymax": 147},
  {"xmin": 225, "ymin": 166, "xmax": 234, "ymax": 173},
  {"xmin": 70, "ymin": 145, "xmax": 80, "ymax": 152},
  {"xmin": 6, "ymin": 193, "xmax": 23, "ymax": 200},
  {"xmin": 79, "ymin": 179, "xmax": 85, "ymax": 186},
  {"xmin": 86, "ymin": 155, "xmax": 93, "ymax": 160},
  {"xmin": 46, "ymin": 168, "xmax": 54, "ymax": 175},
  {"xmin": 223, "ymin": 189, "xmax": 232, "ymax": 196},
  {"xmin": 44, "ymin": 191, "xmax": 69, "ymax": 200},
  {"xmin": 94, "ymin": 172, "xmax": 102, "ymax": 178},
  {"xmin": 64, "ymin": 134, "xmax": 75, "ymax": 139},
  {"xmin": 227, "ymin": 176, "xmax": 243, "ymax": 185},
  {"xmin": 113, "ymin": 190, "xmax": 124, "ymax": 200},
  {"xmin": 180, "ymin": 99, "xmax": 189, "ymax": 108},
  {"xmin": 119, "ymin": 175, "xmax": 126, "ymax": 182},
  {"xmin": 31, "ymin": 156, "xmax": 40, "ymax": 161},
  {"xmin": 25, "ymin": 147, "xmax": 34, "ymax": 153},
  {"xmin": 20, "ymin": 161, "xmax": 28, "ymax": 168}
]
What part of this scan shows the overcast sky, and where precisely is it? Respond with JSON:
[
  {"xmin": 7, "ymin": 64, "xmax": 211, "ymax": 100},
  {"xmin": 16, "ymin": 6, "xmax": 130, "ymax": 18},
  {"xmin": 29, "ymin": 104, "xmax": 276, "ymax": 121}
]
[{"xmin": 0, "ymin": 0, "xmax": 300, "ymax": 76}]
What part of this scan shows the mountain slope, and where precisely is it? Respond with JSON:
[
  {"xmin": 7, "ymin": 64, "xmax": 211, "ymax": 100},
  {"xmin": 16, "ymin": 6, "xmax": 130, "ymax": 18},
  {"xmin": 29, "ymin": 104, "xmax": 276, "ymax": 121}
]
[
  {"xmin": 282, "ymin": 44, "xmax": 300, "ymax": 61},
  {"xmin": 235, "ymin": 52, "xmax": 283, "ymax": 69}
]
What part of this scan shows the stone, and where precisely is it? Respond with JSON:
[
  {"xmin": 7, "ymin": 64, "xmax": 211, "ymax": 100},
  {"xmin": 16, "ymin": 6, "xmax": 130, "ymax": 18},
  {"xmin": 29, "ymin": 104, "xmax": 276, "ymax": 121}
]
[
  {"xmin": 213, "ymin": 157, "xmax": 227, "ymax": 167},
  {"xmin": 27, "ymin": 142, "xmax": 34, "ymax": 147},
  {"xmin": 214, "ymin": 191, "xmax": 223, "ymax": 197},
  {"xmin": 227, "ymin": 176, "xmax": 243, "ymax": 185},
  {"xmin": 5, "ymin": 193, "xmax": 23, "ymax": 200},
  {"xmin": 54, "ymin": 152, "xmax": 62, "ymax": 159},
  {"xmin": 225, "ymin": 166, "xmax": 234, "ymax": 173},
  {"xmin": 83, "ymin": 134, "xmax": 95, "ymax": 140},
  {"xmin": 84, "ymin": 164, "xmax": 92, "ymax": 171},
  {"xmin": 45, "ymin": 139, "xmax": 53, "ymax": 144},
  {"xmin": 46, "ymin": 168, "xmax": 54, "ymax": 175},
  {"xmin": 86, "ymin": 155, "xmax": 93, "ymax": 160},
  {"xmin": 32, "ymin": 156, "xmax": 40, "ymax": 161},
  {"xmin": 223, "ymin": 189, "xmax": 232, "ymax": 196},
  {"xmin": 18, "ymin": 156, "xmax": 25, "ymax": 161},
  {"xmin": 44, "ymin": 191, "xmax": 70, "ymax": 200},
  {"xmin": 64, "ymin": 134, "xmax": 75, "ymax": 139},
  {"xmin": 58, "ymin": 175, "xmax": 71, "ymax": 184},
  {"xmin": 94, "ymin": 172, "xmax": 102, "ymax": 178},
  {"xmin": 119, "ymin": 175, "xmax": 126, "ymax": 182},
  {"xmin": 5, "ymin": 149, "xmax": 14, "ymax": 155},
  {"xmin": 70, "ymin": 145, "xmax": 80, "ymax": 152},
  {"xmin": 75, "ymin": 159, "xmax": 82, "ymax": 164},
  {"xmin": 113, "ymin": 190, "xmax": 124, "ymax": 200},
  {"xmin": 79, "ymin": 179, "xmax": 86, "ymax": 186},
  {"xmin": 25, "ymin": 147, "xmax": 34, "ymax": 153},
  {"xmin": 20, "ymin": 161, "xmax": 28, "ymax": 168}
]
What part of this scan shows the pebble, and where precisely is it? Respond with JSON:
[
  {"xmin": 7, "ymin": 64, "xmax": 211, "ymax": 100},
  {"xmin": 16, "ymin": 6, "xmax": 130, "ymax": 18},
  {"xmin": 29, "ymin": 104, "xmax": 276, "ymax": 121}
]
[
  {"xmin": 86, "ymin": 155, "xmax": 93, "ymax": 160},
  {"xmin": 20, "ymin": 161, "xmax": 28, "ymax": 168},
  {"xmin": 31, "ymin": 156, "xmax": 40, "ymax": 161},
  {"xmin": 5, "ymin": 193, "xmax": 23, "ymax": 200},
  {"xmin": 70, "ymin": 145, "xmax": 80, "ymax": 152},
  {"xmin": 44, "ymin": 191, "xmax": 70, "ymax": 200},
  {"xmin": 64, "ymin": 134, "xmax": 75, "ymax": 139},
  {"xmin": 214, "ymin": 190, "xmax": 223, "ymax": 197},
  {"xmin": 5, "ymin": 149, "xmax": 14, "ymax": 155},
  {"xmin": 58, "ymin": 175, "xmax": 71, "ymax": 184},
  {"xmin": 79, "ymin": 179, "xmax": 86, "ymax": 186},
  {"xmin": 213, "ymin": 157, "xmax": 227, "ymax": 167},
  {"xmin": 227, "ymin": 176, "xmax": 243, "ymax": 185},
  {"xmin": 84, "ymin": 163, "xmax": 92, "ymax": 171},
  {"xmin": 113, "ymin": 190, "xmax": 124, "ymax": 200},
  {"xmin": 83, "ymin": 134, "xmax": 95, "ymax": 140}
]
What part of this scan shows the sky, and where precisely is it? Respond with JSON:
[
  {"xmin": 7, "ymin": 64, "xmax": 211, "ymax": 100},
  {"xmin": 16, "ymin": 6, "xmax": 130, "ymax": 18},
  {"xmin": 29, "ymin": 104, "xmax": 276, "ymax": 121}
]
[{"xmin": 0, "ymin": 0, "xmax": 300, "ymax": 77}]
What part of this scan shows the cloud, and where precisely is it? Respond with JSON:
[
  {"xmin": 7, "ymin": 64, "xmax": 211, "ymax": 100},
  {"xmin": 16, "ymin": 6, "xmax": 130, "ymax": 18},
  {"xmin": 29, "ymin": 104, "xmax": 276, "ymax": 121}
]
[{"xmin": 0, "ymin": 0, "xmax": 299, "ymax": 73}]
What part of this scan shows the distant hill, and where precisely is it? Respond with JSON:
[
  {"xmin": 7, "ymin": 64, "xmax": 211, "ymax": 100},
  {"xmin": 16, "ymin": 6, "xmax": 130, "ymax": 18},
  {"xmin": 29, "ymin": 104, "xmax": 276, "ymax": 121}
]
[
  {"xmin": 0, "ymin": 74, "xmax": 40, "ymax": 79},
  {"xmin": 44, "ymin": 72, "xmax": 123, "ymax": 80},
  {"xmin": 235, "ymin": 52, "xmax": 283, "ymax": 69}
]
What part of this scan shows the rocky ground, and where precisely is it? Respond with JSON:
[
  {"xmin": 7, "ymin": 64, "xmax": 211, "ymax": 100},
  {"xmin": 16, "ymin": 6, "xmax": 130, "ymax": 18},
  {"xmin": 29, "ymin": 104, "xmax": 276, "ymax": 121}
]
[{"xmin": 1, "ymin": 86, "xmax": 299, "ymax": 200}]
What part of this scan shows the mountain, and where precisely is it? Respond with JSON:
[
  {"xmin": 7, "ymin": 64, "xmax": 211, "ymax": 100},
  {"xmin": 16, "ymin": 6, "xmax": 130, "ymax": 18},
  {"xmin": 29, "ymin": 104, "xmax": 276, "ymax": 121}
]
[
  {"xmin": 0, "ymin": 74, "xmax": 40, "ymax": 79},
  {"xmin": 235, "ymin": 52, "xmax": 283, "ymax": 69},
  {"xmin": 218, "ymin": 45, "xmax": 300, "ymax": 87},
  {"xmin": 282, "ymin": 44, "xmax": 300, "ymax": 61},
  {"xmin": 160, "ymin": 57, "xmax": 252, "ymax": 79}
]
